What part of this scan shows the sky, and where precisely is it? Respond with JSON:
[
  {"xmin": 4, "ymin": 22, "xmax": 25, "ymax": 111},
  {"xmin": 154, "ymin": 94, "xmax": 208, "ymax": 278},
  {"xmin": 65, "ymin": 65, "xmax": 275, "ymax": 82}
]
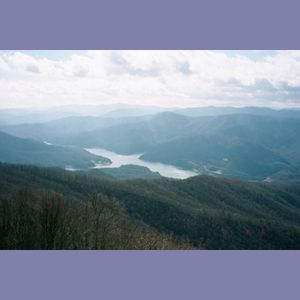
[{"xmin": 0, "ymin": 50, "xmax": 300, "ymax": 109}]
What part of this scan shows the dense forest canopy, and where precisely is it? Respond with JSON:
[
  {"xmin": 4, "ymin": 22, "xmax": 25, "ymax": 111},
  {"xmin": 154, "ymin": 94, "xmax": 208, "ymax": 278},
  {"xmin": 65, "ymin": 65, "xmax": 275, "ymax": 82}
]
[{"xmin": 1, "ymin": 163, "xmax": 300, "ymax": 249}]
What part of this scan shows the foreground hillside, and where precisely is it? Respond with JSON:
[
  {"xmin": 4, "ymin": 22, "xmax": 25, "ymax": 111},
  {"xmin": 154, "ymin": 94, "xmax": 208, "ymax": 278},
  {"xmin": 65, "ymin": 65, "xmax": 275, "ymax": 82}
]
[
  {"xmin": 1, "ymin": 163, "xmax": 300, "ymax": 249},
  {"xmin": 0, "ymin": 164, "xmax": 190, "ymax": 250}
]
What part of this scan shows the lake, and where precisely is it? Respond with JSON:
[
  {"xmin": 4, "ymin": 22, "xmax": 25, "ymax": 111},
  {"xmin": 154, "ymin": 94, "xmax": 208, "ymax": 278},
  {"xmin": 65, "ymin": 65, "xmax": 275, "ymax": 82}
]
[{"xmin": 86, "ymin": 148, "xmax": 198, "ymax": 179}]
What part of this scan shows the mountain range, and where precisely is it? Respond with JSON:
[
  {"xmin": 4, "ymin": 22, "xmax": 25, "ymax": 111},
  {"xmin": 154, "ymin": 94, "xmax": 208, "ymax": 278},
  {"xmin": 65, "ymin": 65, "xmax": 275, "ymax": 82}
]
[
  {"xmin": 3, "ymin": 107, "xmax": 300, "ymax": 181},
  {"xmin": 1, "ymin": 105, "xmax": 300, "ymax": 249}
]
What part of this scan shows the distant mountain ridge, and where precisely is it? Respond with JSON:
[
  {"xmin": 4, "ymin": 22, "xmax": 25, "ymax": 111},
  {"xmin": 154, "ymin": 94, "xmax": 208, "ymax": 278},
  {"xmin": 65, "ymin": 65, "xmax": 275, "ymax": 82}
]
[
  {"xmin": 0, "ymin": 103, "xmax": 173, "ymax": 127},
  {"xmin": 175, "ymin": 106, "xmax": 300, "ymax": 118}
]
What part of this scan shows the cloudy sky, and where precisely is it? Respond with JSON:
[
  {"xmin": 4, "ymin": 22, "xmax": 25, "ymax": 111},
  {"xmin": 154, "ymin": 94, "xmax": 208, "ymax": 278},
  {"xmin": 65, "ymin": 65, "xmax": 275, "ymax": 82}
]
[{"xmin": 0, "ymin": 50, "xmax": 300, "ymax": 109}]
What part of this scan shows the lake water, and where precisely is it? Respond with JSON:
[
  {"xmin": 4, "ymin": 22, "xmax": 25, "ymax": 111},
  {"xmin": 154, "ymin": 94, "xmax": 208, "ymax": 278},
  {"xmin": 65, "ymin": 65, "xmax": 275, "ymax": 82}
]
[{"xmin": 86, "ymin": 148, "xmax": 198, "ymax": 179}]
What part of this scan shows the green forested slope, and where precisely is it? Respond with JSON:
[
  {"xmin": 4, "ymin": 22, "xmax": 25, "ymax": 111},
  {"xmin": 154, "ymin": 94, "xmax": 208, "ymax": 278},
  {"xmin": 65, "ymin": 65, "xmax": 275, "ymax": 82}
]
[
  {"xmin": 0, "ymin": 131, "xmax": 110, "ymax": 169},
  {"xmin": 1, "ymin": 163, "xmax": 300, "ymax": 249}
]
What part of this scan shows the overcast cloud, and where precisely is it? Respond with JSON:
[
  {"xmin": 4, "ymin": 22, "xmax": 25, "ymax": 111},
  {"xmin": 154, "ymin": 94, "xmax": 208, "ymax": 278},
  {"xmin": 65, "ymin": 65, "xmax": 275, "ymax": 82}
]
[{"xmin": 0, "ymin": 50, "xmax": 300, "ymax": 109}]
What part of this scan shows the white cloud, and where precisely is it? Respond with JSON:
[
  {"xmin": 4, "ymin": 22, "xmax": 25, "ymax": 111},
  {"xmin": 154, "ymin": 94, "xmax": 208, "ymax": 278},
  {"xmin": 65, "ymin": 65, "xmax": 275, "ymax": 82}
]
[{"xmin": 0, "ymin": 50, "xmax": 300, "ymax": 109}]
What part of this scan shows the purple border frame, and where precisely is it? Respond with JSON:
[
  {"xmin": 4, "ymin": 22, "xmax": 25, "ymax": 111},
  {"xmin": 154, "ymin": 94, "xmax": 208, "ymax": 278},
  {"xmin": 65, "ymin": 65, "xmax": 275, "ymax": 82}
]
[
  {"xmin": 1, "ymin": 0, "xmax": 300, "ymax": 299},
  {"xmin": 1, "ymin": 251, "xmax": 299, "ymax": 300},
  {"xmin": 1, "ymin": 0, "xmax": 300, "ymax": 49}
]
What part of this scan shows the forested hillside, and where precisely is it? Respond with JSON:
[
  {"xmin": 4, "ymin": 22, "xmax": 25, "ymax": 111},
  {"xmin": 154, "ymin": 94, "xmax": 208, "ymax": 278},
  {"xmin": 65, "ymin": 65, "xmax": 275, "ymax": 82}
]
[
  {"xmin": 0, "ymin": 164, "xmax": 190, "ymax": 250},
  {"xmin": 1, "ymin": 163, "xmax": 300, "ymax": 249},
  {"xmin": 92, "ymin": 165, "xmax": 162, "ymax": 180},
  {"xmin": 0, "ymin": 131, "xmax": 110, "ymax": 169}
]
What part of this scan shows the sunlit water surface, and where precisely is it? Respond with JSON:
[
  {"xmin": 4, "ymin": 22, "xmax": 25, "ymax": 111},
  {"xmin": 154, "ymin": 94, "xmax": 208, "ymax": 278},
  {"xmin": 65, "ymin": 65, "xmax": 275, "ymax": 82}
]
[{"xmin": 86, "ymin": 148, "xmax": 198, "ymax": 179}]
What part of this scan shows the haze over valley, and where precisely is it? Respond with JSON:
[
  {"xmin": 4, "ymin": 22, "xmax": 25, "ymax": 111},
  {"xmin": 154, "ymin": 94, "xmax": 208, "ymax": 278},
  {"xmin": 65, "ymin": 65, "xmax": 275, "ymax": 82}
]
[{"xmin": 2, "ymin": 104, "xmax": 300, "ymax": 182}]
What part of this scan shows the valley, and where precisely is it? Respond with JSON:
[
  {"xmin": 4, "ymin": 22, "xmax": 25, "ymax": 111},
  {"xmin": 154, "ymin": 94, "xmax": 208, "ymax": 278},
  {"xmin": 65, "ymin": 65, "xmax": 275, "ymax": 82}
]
[
  {"xmin": 2, "ymin": 106, "xmax": 300, "ymax": 182},
  {"xmin": 1, "ymin": 104, "xmax": 300, "ymax": 249}
]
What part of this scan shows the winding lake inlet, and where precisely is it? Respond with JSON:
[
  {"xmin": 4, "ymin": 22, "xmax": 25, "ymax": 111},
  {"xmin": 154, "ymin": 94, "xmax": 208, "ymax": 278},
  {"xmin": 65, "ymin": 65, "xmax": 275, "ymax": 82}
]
[{"xmin": 86, "ymin": 148, "xmax": 198, "ymax": 179}]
